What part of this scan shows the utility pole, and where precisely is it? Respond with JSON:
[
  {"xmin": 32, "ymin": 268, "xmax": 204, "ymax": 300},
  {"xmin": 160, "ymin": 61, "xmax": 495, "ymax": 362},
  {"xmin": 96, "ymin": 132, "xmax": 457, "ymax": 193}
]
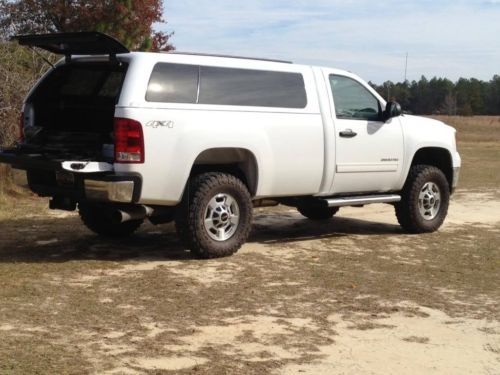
[{"xmin": 404, "ymin": 52, "xmax": 408, "ymax": 83}]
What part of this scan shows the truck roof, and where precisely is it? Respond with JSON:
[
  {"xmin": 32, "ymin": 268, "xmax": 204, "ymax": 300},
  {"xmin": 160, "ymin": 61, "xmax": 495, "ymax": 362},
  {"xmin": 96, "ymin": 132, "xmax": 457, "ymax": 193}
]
[
  {"xmin": 166, "ymin": 51, "xmax": 293, "ymax": 64},
  {"xmin": 123, "ymin": 51, "xmax": 350, "ymax": 76}
]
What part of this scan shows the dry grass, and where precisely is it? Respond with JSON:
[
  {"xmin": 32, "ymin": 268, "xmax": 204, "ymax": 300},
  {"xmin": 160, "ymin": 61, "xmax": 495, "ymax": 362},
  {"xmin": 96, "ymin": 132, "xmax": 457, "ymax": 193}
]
[
  {"xmin": 430, "ymin": 116, "xmax": 500, "ymax": 190},
  {"xmin": 0, "ymin": 208, "xmax": 498, "ymax": 374},
  {"xmin": 431, "ymin": 115, "xmax": 500, "ymax": 144},
  {"xmin": 0, "ymin": 170, "xmax": 34, "ymax": 219}
]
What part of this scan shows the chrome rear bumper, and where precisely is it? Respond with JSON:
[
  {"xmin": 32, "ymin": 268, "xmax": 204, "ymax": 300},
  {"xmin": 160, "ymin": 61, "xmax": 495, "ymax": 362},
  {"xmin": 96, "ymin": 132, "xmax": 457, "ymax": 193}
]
[{"xmin": 85, "ymin": 180, "xmax": 136, "ymax": 203}]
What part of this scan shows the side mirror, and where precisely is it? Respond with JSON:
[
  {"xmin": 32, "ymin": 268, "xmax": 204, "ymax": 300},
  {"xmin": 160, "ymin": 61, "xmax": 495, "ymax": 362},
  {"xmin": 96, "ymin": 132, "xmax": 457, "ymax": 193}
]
[{"xmin": 383, "ymin": 101, "xmax": 402, "ymax": 121}]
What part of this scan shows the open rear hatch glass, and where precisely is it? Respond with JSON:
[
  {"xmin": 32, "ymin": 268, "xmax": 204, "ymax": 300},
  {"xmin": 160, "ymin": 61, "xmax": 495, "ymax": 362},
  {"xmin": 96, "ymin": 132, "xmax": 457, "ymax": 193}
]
[{"xmin": 15, "ymin": 32, "xmax": 129, "ymax": 58}]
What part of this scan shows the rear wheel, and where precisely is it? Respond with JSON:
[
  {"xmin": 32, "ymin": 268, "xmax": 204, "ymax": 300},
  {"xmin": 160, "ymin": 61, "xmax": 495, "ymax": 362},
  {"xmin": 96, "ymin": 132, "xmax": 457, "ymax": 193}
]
[
  {"xmin": 298, "ymin": 205, "xmax": 339, "ymax": 220},
  {"xmin": 395, "ymin": 165, "xmax": 450, "ymax": 233},
  {"xmin": 79, "ymin": 203, "xmax": 143, "ymax": 237},
  {"xmin": 175, "ymin": 172, "xmax": 253, "ymax": 258}
]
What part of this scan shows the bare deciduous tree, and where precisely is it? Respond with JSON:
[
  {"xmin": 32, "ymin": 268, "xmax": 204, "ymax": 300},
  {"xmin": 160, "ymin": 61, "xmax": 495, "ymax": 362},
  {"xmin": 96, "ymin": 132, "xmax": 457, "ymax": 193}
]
[{"xmin": 0, "ymin": 42, "xmax": 55, "ymax": 193}]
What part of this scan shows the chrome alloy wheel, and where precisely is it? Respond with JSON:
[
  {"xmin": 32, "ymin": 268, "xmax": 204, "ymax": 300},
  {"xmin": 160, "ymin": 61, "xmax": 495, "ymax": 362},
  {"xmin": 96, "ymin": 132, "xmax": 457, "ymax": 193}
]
[
  {"xmin": 418, "ymin": 182, "xmax": 441, "ymax": 220},
  {"xmin": 204, "ymin": 193, "xmax": 240, "ymax": 241}
]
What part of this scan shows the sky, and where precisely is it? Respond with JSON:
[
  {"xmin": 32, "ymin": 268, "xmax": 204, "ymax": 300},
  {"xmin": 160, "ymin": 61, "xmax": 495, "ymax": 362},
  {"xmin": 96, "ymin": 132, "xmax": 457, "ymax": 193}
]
[{"xmin": 160, "ymin": 0, "xmax": 500, "ymax": 84}]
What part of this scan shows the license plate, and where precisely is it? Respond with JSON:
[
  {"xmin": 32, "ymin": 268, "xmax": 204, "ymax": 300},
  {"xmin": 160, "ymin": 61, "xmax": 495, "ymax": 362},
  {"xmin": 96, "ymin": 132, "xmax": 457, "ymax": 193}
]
[{"xmin": 55, "ymin": 171, "xmax": 75, "ymax": 186}]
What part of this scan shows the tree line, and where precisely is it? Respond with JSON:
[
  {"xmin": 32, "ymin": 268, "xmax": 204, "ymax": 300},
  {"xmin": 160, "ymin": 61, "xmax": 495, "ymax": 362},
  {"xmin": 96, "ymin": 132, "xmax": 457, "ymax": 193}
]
[{"xmin": 369, "ymin": 76, "xmax": 500, "ymax": 116}]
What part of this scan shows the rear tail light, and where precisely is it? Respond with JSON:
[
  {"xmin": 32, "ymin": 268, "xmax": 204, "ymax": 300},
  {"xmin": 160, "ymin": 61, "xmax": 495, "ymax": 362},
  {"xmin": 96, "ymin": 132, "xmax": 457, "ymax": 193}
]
[
  {"xmin": 114, "ymin": 118, "xmax": 144, "ymax": 163},
  {"xmin": 19, "ymin": 112, "xmax": 25, "ymax": 142}
]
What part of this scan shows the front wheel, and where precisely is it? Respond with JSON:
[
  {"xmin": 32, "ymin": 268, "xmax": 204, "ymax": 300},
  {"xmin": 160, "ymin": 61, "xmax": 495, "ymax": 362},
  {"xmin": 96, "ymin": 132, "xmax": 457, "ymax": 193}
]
[
  {"xmin": 175, "ymin": 172, "xmax": 253, "ymax": 258},
  {"xmin": 395, "ymin": 165, "xmax": 450, "ymax": 233}
]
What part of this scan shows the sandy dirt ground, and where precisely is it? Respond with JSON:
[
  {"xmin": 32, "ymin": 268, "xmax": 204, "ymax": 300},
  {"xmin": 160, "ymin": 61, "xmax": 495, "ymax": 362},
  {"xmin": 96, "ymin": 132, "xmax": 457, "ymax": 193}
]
[{"xmin": 0, "ymin": 189, "xmax": 499, "ymax": 374}]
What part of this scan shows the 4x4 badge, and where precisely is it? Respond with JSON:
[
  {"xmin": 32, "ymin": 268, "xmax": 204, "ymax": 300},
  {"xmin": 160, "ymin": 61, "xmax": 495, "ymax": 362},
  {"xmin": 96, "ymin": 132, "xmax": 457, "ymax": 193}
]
[{"xmin": 146, "ymin": 120, "xmax": 174, "ymax": 128}]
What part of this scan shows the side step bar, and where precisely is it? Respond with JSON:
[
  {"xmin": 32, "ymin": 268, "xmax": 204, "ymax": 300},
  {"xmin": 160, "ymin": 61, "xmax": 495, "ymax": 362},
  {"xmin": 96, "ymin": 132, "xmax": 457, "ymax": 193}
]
[{"xmin": 324, "ymin": 194, "xmax": 401, "ymax": 207}]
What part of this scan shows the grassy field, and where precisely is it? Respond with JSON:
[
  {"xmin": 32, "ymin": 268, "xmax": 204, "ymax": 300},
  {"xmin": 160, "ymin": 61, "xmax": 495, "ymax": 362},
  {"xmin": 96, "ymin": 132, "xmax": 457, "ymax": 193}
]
[
  {"xmin": 433, "ymin": 115, "xmax": 500, "ymax": 191},
  {"xmin": 0, "ymin": 116, "xmax": 499, "ymax": 374}
]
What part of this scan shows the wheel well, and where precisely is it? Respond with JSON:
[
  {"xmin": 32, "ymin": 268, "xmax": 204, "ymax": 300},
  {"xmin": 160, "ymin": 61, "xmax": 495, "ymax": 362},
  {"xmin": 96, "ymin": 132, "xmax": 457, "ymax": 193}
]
[
  {"xmin": 411, "ymin": 147, "xmax": 453, "ymax": 190},
  {"xmin": 190, "ymin": 148, "xmax": 259, "ymax": 196}
]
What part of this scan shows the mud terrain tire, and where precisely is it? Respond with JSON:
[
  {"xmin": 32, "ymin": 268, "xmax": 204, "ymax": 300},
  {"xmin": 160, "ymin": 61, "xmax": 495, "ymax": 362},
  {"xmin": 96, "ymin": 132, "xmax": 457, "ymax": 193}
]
[
  {"xmin": 175, "ymin": 172, "xmax": 253, "ymax": 258},
  {"xmin": 395, "ymin": 165, "xmax": 450, "ymax": 233}
]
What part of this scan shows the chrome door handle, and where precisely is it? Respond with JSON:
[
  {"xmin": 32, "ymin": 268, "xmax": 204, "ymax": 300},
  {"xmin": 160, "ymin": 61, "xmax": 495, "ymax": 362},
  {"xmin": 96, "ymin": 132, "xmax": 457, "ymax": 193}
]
[{"xmin": 339, "ymin": 129, "xmax": 357, "ymax": 138}]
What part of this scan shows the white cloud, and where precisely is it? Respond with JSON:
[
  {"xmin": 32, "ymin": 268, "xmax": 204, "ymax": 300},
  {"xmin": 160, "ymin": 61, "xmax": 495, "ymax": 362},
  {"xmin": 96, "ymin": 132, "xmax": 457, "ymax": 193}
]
[{"xmin": 161, "ymin": 0, "xmax": 500, "ymax": 83}]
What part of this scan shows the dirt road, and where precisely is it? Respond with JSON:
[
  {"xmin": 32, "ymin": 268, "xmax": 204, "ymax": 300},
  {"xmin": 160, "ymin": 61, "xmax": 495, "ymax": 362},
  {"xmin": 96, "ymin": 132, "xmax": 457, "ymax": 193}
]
[{"xmin": 0, "ymin": 190, "xmax": 499, "ymax": 374}]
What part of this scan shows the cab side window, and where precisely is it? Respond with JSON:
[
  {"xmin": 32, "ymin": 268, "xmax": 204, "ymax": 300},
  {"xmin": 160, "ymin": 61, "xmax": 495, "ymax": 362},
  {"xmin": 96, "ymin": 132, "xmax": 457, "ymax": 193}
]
[
  {"xmin": 199, "ymin": 66, "xmax": 307, "ymax": 108},
  {"xmin": 146, "ymin": 63, "xmax": 199, "ymax": 103},
  {"xmin": 329, "ymin": 75, "xmax": 381, "ymax": 121}
]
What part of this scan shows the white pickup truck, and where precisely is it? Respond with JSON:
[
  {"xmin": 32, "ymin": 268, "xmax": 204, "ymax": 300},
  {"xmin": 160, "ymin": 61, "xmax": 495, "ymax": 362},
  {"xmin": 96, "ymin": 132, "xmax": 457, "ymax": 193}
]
[{"xmin": 0, "ymin": 32, "xmax": 461, "ymax": 258}]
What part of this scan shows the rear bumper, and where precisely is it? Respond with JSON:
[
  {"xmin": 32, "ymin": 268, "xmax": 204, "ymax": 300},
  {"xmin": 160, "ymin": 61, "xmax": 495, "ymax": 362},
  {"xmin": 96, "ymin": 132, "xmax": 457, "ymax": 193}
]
[
  {"xmin": 84, "ymin": 177, "xmax": 140, "ymax": 203},
  {"xmin": 0, "ymin": 148, "xmax": 141, "ymax": 203}
]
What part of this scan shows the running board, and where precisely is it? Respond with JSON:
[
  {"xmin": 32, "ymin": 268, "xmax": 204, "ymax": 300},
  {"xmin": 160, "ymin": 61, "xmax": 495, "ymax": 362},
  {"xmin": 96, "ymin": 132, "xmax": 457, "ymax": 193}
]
[{"xmin": 324, "ymin": 194, "xmax": 401, "ymax": 207}]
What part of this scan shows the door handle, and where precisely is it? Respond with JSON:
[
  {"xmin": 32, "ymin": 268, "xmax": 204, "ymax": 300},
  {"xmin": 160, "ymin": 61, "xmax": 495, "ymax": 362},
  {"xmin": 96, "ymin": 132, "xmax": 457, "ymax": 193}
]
[{"xmin": 339, "ymin": 129, "xmax": 357, "ymax": 138}]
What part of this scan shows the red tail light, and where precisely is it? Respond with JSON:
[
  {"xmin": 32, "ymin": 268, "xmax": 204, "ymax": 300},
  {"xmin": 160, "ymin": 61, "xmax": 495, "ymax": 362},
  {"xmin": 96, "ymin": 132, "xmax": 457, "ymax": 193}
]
[
  {"xmin": 19, "ymin": 112, "xmax": 25, "ymax": 142},
  {"xmin": 114, "ymin": 118, "xmax": 144, "ymax": 163}
]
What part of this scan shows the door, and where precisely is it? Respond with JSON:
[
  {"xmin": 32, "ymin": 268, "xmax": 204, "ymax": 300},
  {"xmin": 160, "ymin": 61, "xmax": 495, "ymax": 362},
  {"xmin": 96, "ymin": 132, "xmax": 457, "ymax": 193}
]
[{"xmin": 328, "ymin": 74, "xmax": 404, "ymax": 194}]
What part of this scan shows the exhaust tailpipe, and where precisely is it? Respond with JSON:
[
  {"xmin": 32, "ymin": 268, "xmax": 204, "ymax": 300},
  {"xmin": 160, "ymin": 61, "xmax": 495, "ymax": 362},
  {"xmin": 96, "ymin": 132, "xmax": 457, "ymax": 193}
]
[{"xmin": 113, "ymin": 205, "xmax": 173, "ymax": 223}]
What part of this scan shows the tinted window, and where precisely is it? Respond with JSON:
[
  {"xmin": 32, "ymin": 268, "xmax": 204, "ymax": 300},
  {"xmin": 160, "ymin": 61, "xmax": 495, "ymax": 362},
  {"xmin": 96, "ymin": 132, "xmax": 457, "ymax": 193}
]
[
  {"xmin": 329, "ymin": 75, "xmax": 381, "ymax": 121},
  {"xmin": 199, "ymin": 67, "xmax": 307, "ymax": 108},
  {"xmin": 59, "ymin": 68, "xmax": 104, "ymax": 96},
  {"xmin": 34, "ymin": 63, "xmax": 127, "ymax": 101},
  {"xmin": 98, "ymin": 71, "xmax": 126, "ymax": 98},
  {"xmin": 146, "ymin": 63, "xmax": 198, "ymax": 103}
]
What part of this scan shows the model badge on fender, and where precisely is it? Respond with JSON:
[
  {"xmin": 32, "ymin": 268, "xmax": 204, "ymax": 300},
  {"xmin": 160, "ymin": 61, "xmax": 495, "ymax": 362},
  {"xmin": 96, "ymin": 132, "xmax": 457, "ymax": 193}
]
[{"xmin": 146, "ymin": 120, "xmax": 174, "ymax": 128}]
